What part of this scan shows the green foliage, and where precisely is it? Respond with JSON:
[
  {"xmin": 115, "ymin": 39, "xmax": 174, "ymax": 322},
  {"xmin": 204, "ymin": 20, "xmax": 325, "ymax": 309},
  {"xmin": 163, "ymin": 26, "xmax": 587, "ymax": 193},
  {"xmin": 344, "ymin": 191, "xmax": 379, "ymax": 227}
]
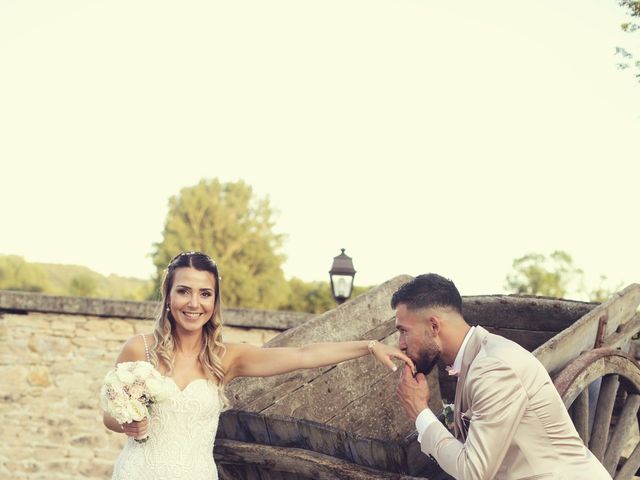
[
  {"xmin": 151, "ymin": 178, "xmax": 288, "ymax": 309},
  {"xmin": 505, "ymin": 251, "xmax": 622, "ymax": 302},
  {"xmin": 588, "ymin": 275, "xmax": 623, "ymax": 303},
  {"xmin": 617, "ymin": 0, "xmax": 640, "ymax": 82},
  {"xmin": 0, "ymin": 254, "xmax": 152, "ymax": 300},
  {"xmin": 69, "ymin": 273, "xmax": 97, "ymax": 297},
  {"xmin": 279, "ymin": 278, "xmax": 372, "ymax": 314},
  {"xmin": 504, "ymin": 251, "xmax": 584, "ymax": 298},
  {"xmin": 0, "ymin": 255, "xmax": 51, "ymax": 292},
  {"xmin": 280, "ymin": 278, "xmax": 335, "ymax": 314}
]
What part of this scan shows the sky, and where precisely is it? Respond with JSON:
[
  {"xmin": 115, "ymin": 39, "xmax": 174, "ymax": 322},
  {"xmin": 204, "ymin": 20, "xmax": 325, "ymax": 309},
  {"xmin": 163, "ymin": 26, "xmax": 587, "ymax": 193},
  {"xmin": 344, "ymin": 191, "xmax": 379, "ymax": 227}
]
[{"xmin": 1, "ymin": 0, "xmax": 639, "ymax": 300}]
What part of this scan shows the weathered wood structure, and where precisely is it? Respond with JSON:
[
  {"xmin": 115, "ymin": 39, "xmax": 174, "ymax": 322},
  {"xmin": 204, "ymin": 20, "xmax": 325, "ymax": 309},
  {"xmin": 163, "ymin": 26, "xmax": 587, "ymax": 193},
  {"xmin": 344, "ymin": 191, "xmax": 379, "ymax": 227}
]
[{"xmin": 214, "ymin": 277, "xmax": 640, "ymax": 479}]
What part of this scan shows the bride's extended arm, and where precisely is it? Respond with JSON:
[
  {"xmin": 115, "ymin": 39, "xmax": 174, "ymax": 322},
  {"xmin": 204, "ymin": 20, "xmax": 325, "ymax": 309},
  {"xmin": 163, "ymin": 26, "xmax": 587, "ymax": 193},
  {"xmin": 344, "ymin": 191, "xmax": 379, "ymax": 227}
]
[{"xmin": 223, "ymin": 340, "xmax": 414, "ymax": 382}]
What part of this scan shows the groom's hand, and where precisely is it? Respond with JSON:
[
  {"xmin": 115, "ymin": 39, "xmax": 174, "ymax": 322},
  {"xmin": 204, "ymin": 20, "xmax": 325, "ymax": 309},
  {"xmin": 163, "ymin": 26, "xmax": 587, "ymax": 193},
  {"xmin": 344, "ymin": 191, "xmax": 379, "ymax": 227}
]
[{"xmin": 396, "ymin": 364, "xmax": 430, "ymax": 422}]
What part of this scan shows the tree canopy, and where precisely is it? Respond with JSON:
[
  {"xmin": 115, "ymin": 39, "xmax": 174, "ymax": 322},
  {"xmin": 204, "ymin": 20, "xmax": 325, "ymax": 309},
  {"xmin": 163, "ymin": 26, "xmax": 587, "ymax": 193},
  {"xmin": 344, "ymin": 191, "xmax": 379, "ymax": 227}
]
[
  {"xmin": 616, "ymin": 0, "xmax": 640, "ymax": 83},
  {"xmin": 504, "ymin": 250, "xmax": 621, "ymax": 301},
  {"xmin": 151, "ymin": 178, "xmax": 288, "ymax": 309},
  {"xmin": 504, "ymin": 250, "xmax": 583, "ymax": 298}
]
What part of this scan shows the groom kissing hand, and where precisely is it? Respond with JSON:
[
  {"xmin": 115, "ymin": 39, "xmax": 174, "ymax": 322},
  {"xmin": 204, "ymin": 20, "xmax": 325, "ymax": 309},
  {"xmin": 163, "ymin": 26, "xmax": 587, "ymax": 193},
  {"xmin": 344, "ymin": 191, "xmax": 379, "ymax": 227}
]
[{"xmin": 392, "ymin": 273, "xmax": 611, "ymax": 480}]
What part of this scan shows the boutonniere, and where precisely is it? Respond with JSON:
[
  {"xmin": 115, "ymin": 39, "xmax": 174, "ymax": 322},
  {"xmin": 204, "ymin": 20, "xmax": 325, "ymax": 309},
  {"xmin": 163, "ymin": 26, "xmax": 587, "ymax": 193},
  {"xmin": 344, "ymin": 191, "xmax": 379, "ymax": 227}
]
[{"xmin": 441, "ymin": 400, "xmax": 455, "ymax": 432}]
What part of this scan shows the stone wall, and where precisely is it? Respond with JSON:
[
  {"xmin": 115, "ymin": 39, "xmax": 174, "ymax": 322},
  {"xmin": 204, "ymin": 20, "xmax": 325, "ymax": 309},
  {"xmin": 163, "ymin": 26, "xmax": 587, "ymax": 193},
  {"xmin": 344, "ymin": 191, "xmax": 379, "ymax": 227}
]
[{"xmin": 0, "ymin": 291, "xmax": 313, "ymax": 480}]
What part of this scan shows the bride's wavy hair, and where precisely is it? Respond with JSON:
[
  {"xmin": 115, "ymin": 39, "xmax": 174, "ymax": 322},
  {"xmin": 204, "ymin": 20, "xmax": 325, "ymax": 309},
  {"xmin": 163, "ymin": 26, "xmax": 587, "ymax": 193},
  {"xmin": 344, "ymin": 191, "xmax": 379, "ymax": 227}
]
[{"xmin": 150, "ymin": 251, "xmax": 226, "ymax": 396}]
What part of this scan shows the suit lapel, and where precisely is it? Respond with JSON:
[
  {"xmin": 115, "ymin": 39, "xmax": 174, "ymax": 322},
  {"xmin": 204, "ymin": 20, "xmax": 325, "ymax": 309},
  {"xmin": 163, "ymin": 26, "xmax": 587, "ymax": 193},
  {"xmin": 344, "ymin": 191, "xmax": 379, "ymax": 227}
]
[{"xmin": 453, "ymin": 326, "xmax": 487, "ymax": 441}]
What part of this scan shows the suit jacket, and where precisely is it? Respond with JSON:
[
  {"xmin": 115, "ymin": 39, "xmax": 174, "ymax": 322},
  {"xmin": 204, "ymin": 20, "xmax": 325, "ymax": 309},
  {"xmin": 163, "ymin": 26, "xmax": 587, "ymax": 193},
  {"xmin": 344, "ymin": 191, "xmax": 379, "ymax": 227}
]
[{"xmin": 420, "ymin": 326, "xmax": 611, "ymax": 480}]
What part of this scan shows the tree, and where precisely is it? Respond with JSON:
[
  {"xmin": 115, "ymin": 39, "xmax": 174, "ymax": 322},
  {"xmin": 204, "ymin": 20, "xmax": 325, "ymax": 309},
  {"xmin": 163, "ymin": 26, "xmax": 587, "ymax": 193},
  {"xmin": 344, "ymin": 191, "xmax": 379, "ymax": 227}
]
[
  {"xmin": 69, "ymin": 273, "xmax": 97, "ymax": 297},
  {"xmin": 616, "ymin": 1, "xmax": 640, "ymax": 83},
  {"xmin": 151, "ymin": 179, "xmax": 288, "ymax": 309},
  {"xmin": 588, "ymin": 275, "xmax": 623, "ymax": 303},
  {"xmin": 504, "ymin": 250, "xmax": 584, "ymax": 298},
  {"xmin": 0, "ymin": 255, "xmax": 51, "ymax": 293},
  {"xmin": 280, "ymin": 278, "xmax": 373, "ymax": 314}
]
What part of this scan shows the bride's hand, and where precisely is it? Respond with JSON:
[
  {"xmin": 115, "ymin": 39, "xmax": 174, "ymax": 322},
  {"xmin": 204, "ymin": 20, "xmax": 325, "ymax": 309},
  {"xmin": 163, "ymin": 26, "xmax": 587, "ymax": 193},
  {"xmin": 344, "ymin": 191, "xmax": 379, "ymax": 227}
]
[
  {"xmin": 369, "ymin": 341, "xmax": 416, "ymax": 374},
  {"xmin": 121, "ymin": 418, "xmax": 149, "ymax": 439}
]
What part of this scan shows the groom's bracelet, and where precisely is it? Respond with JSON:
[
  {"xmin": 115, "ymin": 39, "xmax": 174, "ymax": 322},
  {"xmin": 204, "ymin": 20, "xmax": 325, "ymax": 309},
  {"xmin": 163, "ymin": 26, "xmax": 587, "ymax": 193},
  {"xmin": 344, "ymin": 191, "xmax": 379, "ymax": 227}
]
[{"xmin": 367, "ymin": 340, "xmax": 377, "ymax": 354}]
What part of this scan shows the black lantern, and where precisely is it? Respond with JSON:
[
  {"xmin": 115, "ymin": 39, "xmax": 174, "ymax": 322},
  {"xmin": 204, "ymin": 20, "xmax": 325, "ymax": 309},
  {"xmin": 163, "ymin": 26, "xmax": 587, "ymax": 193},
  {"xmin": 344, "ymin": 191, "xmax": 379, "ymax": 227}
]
[{"xmin": 329, "ymin": 248, "xmax": 356, "ymax": 304}]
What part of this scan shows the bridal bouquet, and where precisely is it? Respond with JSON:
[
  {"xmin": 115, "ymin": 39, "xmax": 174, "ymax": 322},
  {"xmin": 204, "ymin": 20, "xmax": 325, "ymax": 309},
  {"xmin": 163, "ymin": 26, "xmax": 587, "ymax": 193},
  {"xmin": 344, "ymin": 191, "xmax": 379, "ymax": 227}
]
[{"xmin": 100, "ymin": 361, "xmax": 170, "ymax": 442}]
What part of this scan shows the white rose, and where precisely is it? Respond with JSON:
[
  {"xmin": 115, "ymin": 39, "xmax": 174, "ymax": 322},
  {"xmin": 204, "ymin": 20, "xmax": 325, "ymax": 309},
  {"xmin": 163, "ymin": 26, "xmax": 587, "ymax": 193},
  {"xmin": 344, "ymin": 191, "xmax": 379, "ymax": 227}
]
[
  {"xmin": 99, "ymin": 385, "xmax": 110, "ymax": 411},
  {"xmin": 110, "ymin": 400, "xmax": 132, "ymax": 424},
  {"xmin": 116, "ymin": 368, "xmax": 136, "ymax": 385},
  {"xmin": 128, "ymin": 399, "xmax": 148, "ymax": 422},
  {"xmin": 145, "ymin": 378, "xmax": 168, "ymax": 401},
  {"xmin": 132, "ymin": 361, "xmax": 153, "ymax": 378},
  {"xmin": 104, "ymin": 369, "xmax": 119, "ymax": 385}
]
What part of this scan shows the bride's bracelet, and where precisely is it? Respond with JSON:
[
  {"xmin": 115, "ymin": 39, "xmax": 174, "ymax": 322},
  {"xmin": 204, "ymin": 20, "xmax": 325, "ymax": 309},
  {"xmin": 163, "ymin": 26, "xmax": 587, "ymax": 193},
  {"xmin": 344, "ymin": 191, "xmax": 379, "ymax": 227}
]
[{"xmin": 367, "ymin": 340, "xmax": 377, "ymax": 354}]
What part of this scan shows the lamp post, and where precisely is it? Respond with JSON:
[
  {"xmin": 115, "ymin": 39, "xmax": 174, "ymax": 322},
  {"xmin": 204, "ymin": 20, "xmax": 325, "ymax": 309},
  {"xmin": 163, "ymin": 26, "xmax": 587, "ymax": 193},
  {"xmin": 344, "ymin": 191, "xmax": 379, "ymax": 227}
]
[{"xmin": 329, "ymin": 248, "xmax": 356, "ymax": 305}]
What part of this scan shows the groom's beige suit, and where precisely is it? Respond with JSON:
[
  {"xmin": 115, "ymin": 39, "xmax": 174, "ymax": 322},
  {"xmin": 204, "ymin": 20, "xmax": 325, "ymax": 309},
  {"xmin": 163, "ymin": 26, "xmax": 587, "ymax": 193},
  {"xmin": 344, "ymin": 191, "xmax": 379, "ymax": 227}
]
[{"xmin": 419, "ymin": 326, "xmax": 611, "ymax": 479}]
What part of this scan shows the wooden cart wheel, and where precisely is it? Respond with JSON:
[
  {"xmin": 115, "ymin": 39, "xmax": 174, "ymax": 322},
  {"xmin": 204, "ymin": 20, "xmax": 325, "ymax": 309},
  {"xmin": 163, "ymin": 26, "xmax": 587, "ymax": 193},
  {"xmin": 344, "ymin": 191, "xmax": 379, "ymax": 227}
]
[{"xmin": 554, "ymin": 348, "xmax": 640, "ymax": 480}]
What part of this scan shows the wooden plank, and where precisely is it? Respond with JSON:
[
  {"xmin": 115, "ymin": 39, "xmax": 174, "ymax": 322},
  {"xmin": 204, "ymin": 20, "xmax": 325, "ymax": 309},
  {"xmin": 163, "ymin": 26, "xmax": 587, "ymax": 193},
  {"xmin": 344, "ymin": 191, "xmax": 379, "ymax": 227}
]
[
  {"xmin": 483, "ymin": 327, "xmax": 556, "ymax": 353},
  {"xmin": 402, "ymin": 432, "xmax": 444, "ymax": 477},
  {"xmin": 326, "ymin": 365, "xmax": 438, "ymax": 442},
  {"xmin": 534, "ymin": 284, "xmax": 640, "ymax": 377},
  {"xmin": 603, "ymin": 313, "xmax": 640, "ymax": 351},
  {"xmin": 297, "ymin": 419, "xmax": 351, "ymax": 462},
  {"xmin": 214, "ymin": 438, "xmax": 426, "ymax": 480},
  {"xmin": 368, "ymin": 438, "xmax": 406, "ymax": 474},
  {"xmin": 225, "ymin": 410, "xmax": 270, "ymax": 444},
  {"xmin": 571, "ymin": 388, "xmax": 590, "ymax": 445},
  {"xmin": 462, "ymin": 295, "xmax": 597, "ymax": 331},
  {"xmin": 614, "ymin": 440, "xmax": 640, "ymax": 480},
  {"xmin": 263, "ymin": 414, "xmax": 307, "ymax": 449},
  {"xmin": 590, "ymin": 374, "xmax": 619, "ymax": 460},
  {"xmin": 603, "ymin": 393, "xmax": 640, "ymax": 475}
]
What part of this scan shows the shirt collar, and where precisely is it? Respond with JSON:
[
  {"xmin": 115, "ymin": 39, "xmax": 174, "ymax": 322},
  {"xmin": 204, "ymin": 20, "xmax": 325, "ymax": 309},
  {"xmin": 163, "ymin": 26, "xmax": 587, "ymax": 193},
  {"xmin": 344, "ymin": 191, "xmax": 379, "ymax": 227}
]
[{"xmin": 450, "ymin": 326, "xmax": 475, "ymax": 373}]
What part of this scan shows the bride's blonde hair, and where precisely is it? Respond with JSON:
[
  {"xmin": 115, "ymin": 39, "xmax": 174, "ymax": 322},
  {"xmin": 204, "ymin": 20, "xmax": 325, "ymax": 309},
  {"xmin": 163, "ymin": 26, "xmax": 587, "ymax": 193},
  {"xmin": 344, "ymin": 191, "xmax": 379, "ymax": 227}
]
[{"xmin": 149, "ymin": 252, "xmax": 226, "ymax": 392}]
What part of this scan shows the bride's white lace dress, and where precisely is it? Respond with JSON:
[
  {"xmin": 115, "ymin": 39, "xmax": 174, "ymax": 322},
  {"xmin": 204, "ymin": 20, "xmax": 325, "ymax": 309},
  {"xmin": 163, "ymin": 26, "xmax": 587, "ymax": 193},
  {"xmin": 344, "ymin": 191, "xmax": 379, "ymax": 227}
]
[{"xmin": 111, "ymin": 378, "xmax": 222, "ymax": 480}]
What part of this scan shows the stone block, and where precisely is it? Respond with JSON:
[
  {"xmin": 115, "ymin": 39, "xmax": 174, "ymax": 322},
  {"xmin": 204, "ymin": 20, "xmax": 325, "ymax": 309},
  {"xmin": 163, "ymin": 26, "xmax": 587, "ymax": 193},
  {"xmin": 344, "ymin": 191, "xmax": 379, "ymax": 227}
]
[
  {"xmin": 50, "ymin": 320, "xmax": 76, "ymax": 333},
  {"xmin": 133, "ymin": 321, "xmax": 154, "ymax": 333},
  {"xmin": 66, "ymin": 446, "xmax": 95, "ymax": 460},
  {"xmin": 1, "ymin": 447, "xmax": 33, "ymax": 461},
  {"xmin": 78, "ymin": 459, "xmax": 114, "ymax": 478},
  {"xmin": 27, "ymin": 366, "xmax": 51, "ymax": 387},
  {"xmin": 29, "ymin": 335, "xmax": 74, "ymax": 358},
  {"xmin": 83, "ymin": 319, "xmax": 112, "ymax": 332},
  {"xmin": 4, "ymin": 460, "xmax": 40, "ymax": 473},
  {"xmin": 70, "ymin": 433, "xmax": 107, "ymax": 449},
  {"xmin": 54, "ymin": 372, "xmax": 86, "ymax": 391},
  {"xmin": 109, "ymin": 320, "xmax": 134, "ymax": 334},
  {"xmin": 42, "ymin": 459, "xmax": 78, "ymax": 473},
  {"xmin": 0, "ymin": 365, "xmax": 28, "ymax": 387},
  {"xmin": 33, "ymin": 446, "xmax": 64, "ymax": 462}
]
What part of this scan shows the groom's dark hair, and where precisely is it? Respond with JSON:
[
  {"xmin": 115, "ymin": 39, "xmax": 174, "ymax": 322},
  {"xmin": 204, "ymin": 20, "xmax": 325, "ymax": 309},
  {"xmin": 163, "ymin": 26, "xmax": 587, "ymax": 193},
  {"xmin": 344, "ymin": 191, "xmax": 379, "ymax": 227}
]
[{"xmin": 390, "ymin": 273, "xmax": 462, "ymax": 315}]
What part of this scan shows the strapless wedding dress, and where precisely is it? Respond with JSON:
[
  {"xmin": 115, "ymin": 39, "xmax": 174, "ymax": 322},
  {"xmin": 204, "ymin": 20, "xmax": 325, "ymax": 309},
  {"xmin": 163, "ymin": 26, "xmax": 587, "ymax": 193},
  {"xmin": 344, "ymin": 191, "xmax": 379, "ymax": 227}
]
[{"xmin": 111, "ymin": 378, "xmax": 221, "ymax": 480}]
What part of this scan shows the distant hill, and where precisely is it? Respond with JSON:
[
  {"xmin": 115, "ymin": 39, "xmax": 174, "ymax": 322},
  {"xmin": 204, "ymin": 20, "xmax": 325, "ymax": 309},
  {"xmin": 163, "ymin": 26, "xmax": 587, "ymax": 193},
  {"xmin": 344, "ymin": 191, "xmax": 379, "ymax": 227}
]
[{"xmin": 0, "ymin": 254, "xmax": 153, "ymax": 301}]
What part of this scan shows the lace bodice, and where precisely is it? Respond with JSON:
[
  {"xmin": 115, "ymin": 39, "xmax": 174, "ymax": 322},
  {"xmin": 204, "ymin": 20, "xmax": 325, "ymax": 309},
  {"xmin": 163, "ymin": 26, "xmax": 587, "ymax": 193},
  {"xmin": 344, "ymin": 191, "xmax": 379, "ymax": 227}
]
[{"xmin": 111, "ymin": 378, "xmax": 222, "ymax": 480}]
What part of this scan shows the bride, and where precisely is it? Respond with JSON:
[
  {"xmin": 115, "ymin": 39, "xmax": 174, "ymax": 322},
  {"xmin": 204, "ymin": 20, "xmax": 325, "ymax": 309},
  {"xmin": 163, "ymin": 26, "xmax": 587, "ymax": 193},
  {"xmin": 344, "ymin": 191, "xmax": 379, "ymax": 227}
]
[{"xmin": 103, "ymin": 251, "xmax": 413, "ymax": 480}]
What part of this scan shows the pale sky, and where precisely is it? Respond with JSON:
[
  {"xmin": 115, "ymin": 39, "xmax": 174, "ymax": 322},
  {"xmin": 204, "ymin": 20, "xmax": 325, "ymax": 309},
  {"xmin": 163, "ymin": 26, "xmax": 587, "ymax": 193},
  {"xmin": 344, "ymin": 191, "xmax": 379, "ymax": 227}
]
[{"xmin": 1, "ymin": 0, "xmax": 639, "ymax": 300}]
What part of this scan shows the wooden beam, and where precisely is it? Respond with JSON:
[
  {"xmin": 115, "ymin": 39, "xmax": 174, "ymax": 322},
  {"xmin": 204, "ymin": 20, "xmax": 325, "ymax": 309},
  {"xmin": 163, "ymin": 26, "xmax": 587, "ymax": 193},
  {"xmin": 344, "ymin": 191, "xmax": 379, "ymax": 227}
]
[{"xmin": 214, "ymin": 439, "xmax": 429, "ymax": 480}]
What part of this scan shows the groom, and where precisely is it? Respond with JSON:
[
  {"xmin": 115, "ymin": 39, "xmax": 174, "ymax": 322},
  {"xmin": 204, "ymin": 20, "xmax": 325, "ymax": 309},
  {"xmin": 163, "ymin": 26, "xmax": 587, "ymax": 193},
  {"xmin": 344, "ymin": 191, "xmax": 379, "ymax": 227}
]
[{"xmin": 393, "ymin": 273, "xmax": 611, "ymax": 480}]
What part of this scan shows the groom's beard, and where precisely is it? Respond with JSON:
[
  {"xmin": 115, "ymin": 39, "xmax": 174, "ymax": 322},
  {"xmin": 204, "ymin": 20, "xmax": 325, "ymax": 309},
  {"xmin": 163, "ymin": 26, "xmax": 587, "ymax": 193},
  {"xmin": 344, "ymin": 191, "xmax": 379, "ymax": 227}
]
[{"xmin": 415, "ymin": 347, "xmax": 441, "ymax": 375}]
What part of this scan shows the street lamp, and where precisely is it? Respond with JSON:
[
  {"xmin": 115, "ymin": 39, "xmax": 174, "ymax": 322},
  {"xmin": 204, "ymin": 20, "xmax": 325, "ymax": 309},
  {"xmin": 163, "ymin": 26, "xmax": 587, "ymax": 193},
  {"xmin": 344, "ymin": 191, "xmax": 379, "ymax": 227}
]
[{"xmin": 329, "ymin": 248, "xmax": 356, "ymax": 305}]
